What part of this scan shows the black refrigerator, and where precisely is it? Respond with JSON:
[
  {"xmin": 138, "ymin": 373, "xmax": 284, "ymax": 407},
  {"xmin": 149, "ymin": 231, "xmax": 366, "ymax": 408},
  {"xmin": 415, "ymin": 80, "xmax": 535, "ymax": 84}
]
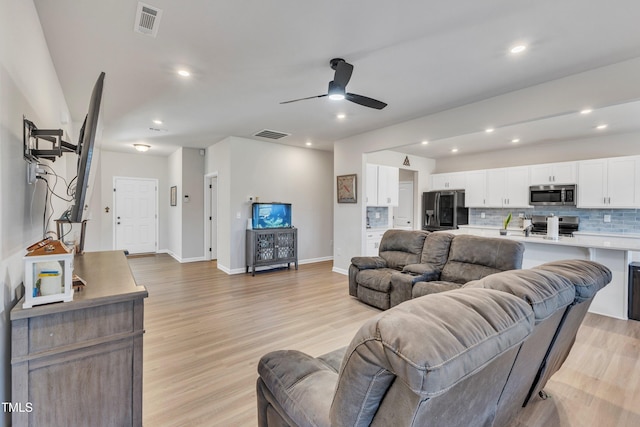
[{"xmin": 422, "ymin": 190, "xmax": 469, "ymax": 231}]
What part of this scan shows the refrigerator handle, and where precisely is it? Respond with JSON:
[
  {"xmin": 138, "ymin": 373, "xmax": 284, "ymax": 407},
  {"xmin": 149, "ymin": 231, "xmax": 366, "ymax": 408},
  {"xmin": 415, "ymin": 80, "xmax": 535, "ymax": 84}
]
[{"xmin": 435, "ymin": 192, "xmax": 440, "ymax": 226}]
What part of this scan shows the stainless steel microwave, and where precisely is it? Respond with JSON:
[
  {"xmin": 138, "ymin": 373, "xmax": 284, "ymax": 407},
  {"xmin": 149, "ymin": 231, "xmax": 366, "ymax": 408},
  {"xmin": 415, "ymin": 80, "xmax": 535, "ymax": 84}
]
[{"xmin": 529, "ymin": 184, "xmax": 577, "ymax": 206}]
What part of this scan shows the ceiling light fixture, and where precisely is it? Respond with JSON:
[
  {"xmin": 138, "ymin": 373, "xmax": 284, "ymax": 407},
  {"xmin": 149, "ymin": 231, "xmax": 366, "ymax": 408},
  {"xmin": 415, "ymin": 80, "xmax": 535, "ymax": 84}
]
[
  {"xmin": 511, "ymin": 138, "xmax": 520, "ymax": 143},
  {"xmin": 580, "ymin": 109, "xmax": 593, "ymax": 115},
  {"xmin": 336, "ymin": 113, "xmax": 346, "ymax": 119},
  {"xmin": 451, "ymin": 148, "xmax": 459, "ymax": 153},
  {"xmin": 153, "ymin": 119, "xmax": 163, "ymax": 125},
  {"xmin": 596, "ymin": 124, "xmax": 608, "ymax": 130},
  {"xmin": 421, "ymin": 140, "xmax": 429, "ymax": 145},
  {"xmin": 177, "ymin": 69, "xmax": 191, "ymax": 77},
  {"xmin": 510, "ymin": 44, "xmax": 527, "ymax": 54},
  {"xmin": 305, "ymin": 142, "xmax": 312, "ymax": 146},
  {"xmin": 134, "ymin": 143, "xmax": 151, "ymax": 152},
  {"xmin": 328, "ymin": 81, "xmax": 346, "ymax": 101},
  {"xmin": 485, "ymin": 128, "xmax": 495, "ymax": 133}
]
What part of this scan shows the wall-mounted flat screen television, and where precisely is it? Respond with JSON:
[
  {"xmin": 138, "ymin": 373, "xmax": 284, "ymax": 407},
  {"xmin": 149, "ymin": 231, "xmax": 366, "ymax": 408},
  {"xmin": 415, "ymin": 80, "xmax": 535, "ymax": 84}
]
[{"xmin": 251, "ymin": 203, "xmax": 292, "ymax": 229}]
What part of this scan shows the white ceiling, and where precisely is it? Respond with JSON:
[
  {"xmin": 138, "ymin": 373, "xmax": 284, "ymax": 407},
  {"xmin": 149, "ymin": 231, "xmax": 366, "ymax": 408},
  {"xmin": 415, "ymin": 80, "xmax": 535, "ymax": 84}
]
[{"xmin": 33, "ymin": 0, "xmax": 640, "ymax": 157}]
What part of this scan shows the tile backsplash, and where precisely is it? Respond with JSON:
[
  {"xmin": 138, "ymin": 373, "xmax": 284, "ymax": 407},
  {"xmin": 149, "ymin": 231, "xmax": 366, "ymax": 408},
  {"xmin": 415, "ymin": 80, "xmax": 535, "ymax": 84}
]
[
  {"xmin": 366, "ymin": 206, "xmax": 389, "ymax": 228},
  {"xmin": 470, "ymin": 208, "xmax": 640, "ymax": 235}
]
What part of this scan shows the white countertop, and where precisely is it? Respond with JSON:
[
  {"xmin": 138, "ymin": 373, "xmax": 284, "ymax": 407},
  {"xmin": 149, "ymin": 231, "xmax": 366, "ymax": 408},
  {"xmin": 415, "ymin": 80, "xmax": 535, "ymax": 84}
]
[{"xmin": 457, "ymin": 225, "xmax": 640, "ymax": 252}]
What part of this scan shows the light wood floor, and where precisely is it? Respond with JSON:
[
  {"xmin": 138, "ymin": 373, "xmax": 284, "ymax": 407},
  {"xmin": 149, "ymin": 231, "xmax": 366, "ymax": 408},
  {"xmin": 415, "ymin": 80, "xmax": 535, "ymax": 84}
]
[{"xmin": 128, "ymin": 254, "xmax": 640, "ymax": 426}]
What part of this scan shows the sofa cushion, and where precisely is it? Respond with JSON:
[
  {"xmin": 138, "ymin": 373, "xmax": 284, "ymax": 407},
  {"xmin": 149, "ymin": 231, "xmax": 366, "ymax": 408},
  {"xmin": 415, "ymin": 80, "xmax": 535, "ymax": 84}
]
[
  {"xmin": 465, "ymin": 269, "xmax": 576, "ymax": 323},
  {"xmin": 419, "ymin": 231, "xmax": 455, "ymax": 268},
  {"xmin": 533, "ymin": 260, "xmax": 612, "ymax": 302},
  {"xmin": 330, "ymin": 288, "xmax": 534, "ymax": 426},
  {"xmin": 356, "ymin": 268, "xmax": 397, "ymax": 292},
  {"xmin": 379, "ymin": 229, "xmax": 428, "ymax": 269},
  {"xmin": 440, "ymin": 235, "xmax": 524, "ymax": 284},
  {"xmin": 258, "ymin": 350, "xmax": 336, "ymax": 427},
  {"xmin": 412, "ymin": 280, "xmax": 461, "ymax": 298}
]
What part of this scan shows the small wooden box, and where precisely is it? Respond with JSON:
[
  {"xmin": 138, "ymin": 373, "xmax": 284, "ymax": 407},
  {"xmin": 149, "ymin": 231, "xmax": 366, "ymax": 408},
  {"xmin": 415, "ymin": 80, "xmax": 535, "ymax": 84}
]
[{"xmin": 23, "ymin": 240, "xmax": 74, "ymax": 308}]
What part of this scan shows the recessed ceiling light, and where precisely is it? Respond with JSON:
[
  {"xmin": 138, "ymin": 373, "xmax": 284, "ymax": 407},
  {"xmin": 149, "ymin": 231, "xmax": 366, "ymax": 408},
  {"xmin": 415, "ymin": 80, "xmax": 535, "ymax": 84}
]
[
  {"xmin": 336, "ymin": 113, "xmax": 346, "ymax": 119},
  {"xmin": 133, "ymin": 143, "xmax": 150, "ymax": 152},
  {"xmin": 305, "ymin": 142, "xmax": 312, "ymax": 146},
  {"xmin": 485, "ymin": 128, "xmax": 495, "ymax": 133},
  {"xmin": 511, "ymin": 138, "xmax": 520, "ymax": 143},
  {"xmin": 580, "ymin": 109, "xmax": 593, "ymax": 115},
  {"xmin": 451, "ymin": 148, "xmax": 459, "ymax": 153},
  {"xmin": 421, "ymin": 140, "xmax": 429, "ymax": 145},
  {"xmin": 153, "ymin": 119, "xmax": 163, "ymax": 125},
  {"xmin": 596, "ymin": 124, "xmax": 608, "ymax": 130},
  {"xmin": 177, "ymin": 69, "xmax": 191, "ymax": 77},
  {"xmin": 510, "ymin": 44, "xmax": 527, "ymax": 54}
]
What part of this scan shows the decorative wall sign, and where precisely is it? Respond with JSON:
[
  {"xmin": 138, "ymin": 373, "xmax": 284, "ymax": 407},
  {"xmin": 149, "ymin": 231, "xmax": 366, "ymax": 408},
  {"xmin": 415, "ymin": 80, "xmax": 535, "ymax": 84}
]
[
  {"xmin": 337, "ymin": 174, "xmax": 357, "ymax": 203},
  {"xmin": 170, "ymin": 186, "xmax": 177, "ymax": 206}
]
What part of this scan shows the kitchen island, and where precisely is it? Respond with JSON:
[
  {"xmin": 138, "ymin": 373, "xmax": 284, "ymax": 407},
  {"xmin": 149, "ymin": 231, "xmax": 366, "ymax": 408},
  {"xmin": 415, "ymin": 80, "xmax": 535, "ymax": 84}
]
[{"xmin": 456, "ymin": 225, "xmax": 640, "ymax": 319}]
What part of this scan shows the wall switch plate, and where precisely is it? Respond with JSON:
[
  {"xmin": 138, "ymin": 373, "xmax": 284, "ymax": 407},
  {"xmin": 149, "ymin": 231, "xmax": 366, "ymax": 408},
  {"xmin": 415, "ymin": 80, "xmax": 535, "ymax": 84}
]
[{"xmin": 604, "ymin": 214, "xmax": 611, "ymax": 223}]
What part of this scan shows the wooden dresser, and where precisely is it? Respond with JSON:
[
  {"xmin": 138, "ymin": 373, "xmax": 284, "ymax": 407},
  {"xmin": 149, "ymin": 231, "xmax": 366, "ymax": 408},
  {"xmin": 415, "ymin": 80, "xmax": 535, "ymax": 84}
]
[{"xmin": 11, "ymin": 251, "xmax": 148, "ymax": 427}]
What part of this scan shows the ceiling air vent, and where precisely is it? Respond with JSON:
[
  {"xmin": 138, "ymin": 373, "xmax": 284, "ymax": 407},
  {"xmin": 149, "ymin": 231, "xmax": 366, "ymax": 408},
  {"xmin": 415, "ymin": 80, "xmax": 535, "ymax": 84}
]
[
  {"xmin": 134, "ymin": 2, "xmax": 163, "ymax": 37},
  {"xmin": 253, "ymin": 129, "xmax": 291, "ymax": 140}
]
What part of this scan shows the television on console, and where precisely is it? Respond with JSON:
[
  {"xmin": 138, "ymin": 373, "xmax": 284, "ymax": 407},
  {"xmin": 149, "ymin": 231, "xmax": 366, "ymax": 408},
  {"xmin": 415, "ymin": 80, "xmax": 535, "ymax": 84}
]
[
  {"xmin": 251, "ymin": 203, "xmax": 292, "ymax": 229},
  {"xmin": 68, "ymin": 72, "xmax": 105, "ymax": 223}
]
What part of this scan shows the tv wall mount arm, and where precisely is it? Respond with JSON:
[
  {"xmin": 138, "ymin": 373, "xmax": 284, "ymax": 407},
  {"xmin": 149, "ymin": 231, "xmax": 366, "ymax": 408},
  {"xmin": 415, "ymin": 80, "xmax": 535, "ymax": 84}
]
[{"xmin": 23, "ymin": 116, "xmax": 77, "ymax": 162}]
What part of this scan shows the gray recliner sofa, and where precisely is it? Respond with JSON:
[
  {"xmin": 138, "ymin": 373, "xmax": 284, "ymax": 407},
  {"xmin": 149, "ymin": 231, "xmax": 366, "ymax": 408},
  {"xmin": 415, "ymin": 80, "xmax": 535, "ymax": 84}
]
[
  {"xmin": 256, "ymin": 259, "xmax": 611, "ymax": 427},
  {"xmin": 348, "ymin": 229, "xmax": 428, "ymax": 310},
  {"xmin": 350, "ymin": 230, "xmax": 525, "ymax": 310}
]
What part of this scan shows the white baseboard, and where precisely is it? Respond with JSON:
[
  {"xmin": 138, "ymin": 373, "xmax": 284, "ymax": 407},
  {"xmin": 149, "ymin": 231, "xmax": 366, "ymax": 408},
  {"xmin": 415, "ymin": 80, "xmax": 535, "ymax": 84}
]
[
  {"xmin": 299, "ymin": 256, "xmax": 333, "ymax": 265},
  {"xmin": 332, "ymin": 266, "xmax": 348, "ymax": 275}
]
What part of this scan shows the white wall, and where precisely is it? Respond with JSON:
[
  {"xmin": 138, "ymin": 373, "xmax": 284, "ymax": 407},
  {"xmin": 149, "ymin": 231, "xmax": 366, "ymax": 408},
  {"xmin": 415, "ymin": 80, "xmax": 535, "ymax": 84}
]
[
  {"xmin": 87, "ymin": 150, "xmax": 169, "ymax": 252},
  {"xmin": 206, "ymin": 137, "xmax": 333, "ymax": 273},
  {"xmin": 181, "ymin": 148, "xmax": 205, "ymax": 260},
  {"xmin": 0, "ymin": 0, "xmax": 73, "ymax": 424},
  {"xmin": 168, "ymin": 149, "xmax": 183, "ymax": 259}
]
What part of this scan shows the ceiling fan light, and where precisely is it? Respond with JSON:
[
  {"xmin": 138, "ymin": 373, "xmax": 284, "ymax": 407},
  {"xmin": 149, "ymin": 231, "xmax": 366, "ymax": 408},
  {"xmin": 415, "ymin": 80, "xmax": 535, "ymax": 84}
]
[
  {"xmin": 328, "ymin": 80, "xmax": 345, "ymax": 101},
  {"xmin": 134, "ymin": 143, "xmax": 151, "ymax": 152}
]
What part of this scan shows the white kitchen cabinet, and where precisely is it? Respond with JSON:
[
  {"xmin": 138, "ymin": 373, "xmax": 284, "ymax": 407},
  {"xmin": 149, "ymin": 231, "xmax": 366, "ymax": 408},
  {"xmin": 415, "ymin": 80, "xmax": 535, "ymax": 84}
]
[
  {"xmin": 365, "ymin": 230, "xmax": 386, "ymax": 256},
  {"xmin": 431, "ymin": 172, "xmax": 466, "ymax": 190},
  {"xmin": 578, "ymin": 157, "xmax": 639, "ymax": 208},
  {"xmin": 529, "ymin": 162, "xmax": 577, "ymax": 185},
  {"xmin": 486, "ymin": 167, "xmax": 531, "ymax": 208},
  {"xmin": 465, "ymin": 170, "xmax": 487, "ymax": 207},
  {"xmin": 366, "ymin": 164, "xmax": 399, "ymax": 206},
  {"xmin": 366, "ymin": 164, "xmax": 379, "ymax": 206}
]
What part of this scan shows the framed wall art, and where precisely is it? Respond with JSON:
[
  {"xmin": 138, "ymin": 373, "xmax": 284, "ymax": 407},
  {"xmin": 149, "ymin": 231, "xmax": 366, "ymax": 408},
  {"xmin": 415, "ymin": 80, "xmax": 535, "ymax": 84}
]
[{"xmin": 337, "ymin": 174, "xmax": 357, "ymax": 203}]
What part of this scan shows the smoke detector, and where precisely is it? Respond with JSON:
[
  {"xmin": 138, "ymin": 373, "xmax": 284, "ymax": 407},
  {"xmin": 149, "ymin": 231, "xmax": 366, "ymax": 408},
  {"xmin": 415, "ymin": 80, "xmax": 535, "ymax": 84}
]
[{"xmin": 134, "ymin": 2, "xmax": 163, "ymax": 37}]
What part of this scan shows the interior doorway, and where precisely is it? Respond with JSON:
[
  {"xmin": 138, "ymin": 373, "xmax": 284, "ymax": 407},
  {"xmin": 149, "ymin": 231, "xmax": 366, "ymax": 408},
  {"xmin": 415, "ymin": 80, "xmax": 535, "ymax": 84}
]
[
  {"xmin": 205, "ymin": 174, "xmax": 218, "ymax": 260},
  {"xmin": 393, "ymin": 170, "xmax": 416, "ymax": 229},
  {"xmin": 113, "ymin": 177, "xmax": 158, "ymax": 254}
]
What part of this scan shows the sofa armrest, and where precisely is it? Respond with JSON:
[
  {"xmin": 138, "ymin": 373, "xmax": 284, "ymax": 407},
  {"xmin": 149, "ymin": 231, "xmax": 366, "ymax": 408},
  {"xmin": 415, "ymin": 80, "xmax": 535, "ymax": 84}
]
[
  {"xmin": 257, "ymin": 350, "xmax": 337, "ymax": 427},
  {"xmin": 401, "ymin": 263, "xmax": 441, "ymax": 280},
  {"xmin": 350, "ymin": 256, "xmax": 388, "ymax": 270}
]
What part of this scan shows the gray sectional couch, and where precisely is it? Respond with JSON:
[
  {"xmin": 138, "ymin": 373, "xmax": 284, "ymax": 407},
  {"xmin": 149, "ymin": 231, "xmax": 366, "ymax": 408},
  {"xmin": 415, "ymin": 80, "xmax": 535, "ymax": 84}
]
[
  {"xmin": 349, "ymin": 230, "xmax": 525, "ymax": 309},
  {"xmin": 256, "ymin": 259, "xmax": 612, "ymax": 427}
]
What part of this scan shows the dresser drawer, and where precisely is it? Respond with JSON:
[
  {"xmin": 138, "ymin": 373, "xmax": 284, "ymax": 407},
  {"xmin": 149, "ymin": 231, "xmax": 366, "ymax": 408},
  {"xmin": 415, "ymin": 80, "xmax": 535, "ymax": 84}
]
[{"xmin": 28, "ymin": 301, "xmax": 134, "ymax": 353}]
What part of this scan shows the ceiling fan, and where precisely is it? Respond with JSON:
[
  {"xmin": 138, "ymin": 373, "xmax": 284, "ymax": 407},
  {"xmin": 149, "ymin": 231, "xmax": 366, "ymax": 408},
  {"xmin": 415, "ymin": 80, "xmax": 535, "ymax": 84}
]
[{"xmin": 280, "ymin": 58, "xmax": 387, "ymax": 110}]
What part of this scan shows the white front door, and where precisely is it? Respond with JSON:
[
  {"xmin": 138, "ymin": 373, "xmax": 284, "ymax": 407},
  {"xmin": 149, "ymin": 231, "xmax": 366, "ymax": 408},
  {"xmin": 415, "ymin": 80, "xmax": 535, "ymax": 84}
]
[
  {"xmin": 394, "ymin": 181, "xmax": 414, "ymax": 228},
  {"xmin": 114, "ymin": 177, "xmax": 157, "ymax": 254}
]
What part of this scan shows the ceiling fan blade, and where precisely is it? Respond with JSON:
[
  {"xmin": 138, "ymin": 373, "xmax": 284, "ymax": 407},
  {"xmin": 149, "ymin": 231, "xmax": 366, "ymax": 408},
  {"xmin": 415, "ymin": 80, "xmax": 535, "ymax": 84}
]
[
  {"xmin": 280, "ymin": 94, "xmax": 328, "ymax": 104},
  {"xmin": 345, "ymin": 93, "xmax": 387, "ymax": 110},
  {"xmin": 333, "ymin": 60, "xmax": 353, "ymax": 88}
]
